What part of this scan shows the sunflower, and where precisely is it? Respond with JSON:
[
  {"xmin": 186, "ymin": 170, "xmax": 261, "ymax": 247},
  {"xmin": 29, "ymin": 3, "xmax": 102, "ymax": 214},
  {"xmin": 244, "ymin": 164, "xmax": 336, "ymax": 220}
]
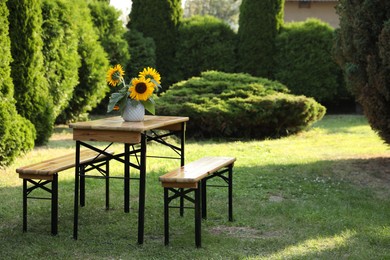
[
  {"xmin": 129, "ymin": 77, "xmax": 155, "ymax": 101},
  {"xmin": 139, "ymin": 67, "xmax": 161, "ymax": 85},
  {"xmin": 106, "ymin": 64, "xmax": 125, "ymax": 87}
]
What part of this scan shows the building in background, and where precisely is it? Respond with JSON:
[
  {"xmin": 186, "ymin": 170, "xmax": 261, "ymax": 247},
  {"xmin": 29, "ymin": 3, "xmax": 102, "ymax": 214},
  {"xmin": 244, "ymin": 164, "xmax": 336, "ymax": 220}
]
[{"xmin": 284, "ymin": 0, "xmax": 339, "ymax": 28}]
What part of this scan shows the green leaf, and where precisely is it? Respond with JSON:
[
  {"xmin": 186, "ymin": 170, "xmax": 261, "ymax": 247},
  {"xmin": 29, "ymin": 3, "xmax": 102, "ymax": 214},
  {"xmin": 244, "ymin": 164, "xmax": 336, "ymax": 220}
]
[
  {"xmin": 141, "ymin": 99, "xmax": 155, "ymax": 115},
  {"xmin": 107, "ymin": 92, "xmax": 126, "ymax": 113}
]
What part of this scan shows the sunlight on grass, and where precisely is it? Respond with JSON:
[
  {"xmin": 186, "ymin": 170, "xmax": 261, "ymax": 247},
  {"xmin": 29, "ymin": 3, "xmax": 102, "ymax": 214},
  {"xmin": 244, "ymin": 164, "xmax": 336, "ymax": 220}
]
[
  {"xmin": 251, "ymin": 230, "xmax": 356, "ymax": 259},
  {"xmin": 1, "ymin": 114, "xmax": 390, "ymax": 259}
]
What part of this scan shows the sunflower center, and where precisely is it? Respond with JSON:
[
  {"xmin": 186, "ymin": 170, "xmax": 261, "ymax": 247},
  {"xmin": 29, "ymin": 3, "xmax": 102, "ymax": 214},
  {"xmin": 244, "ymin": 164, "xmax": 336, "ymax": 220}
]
[{"xmin": 135, "ymin": 82, "xmax": 147, "ymax": 94}]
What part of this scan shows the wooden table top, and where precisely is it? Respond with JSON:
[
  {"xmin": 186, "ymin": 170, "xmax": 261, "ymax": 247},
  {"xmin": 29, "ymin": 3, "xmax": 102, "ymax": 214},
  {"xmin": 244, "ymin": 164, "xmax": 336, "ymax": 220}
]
[
  {"xmin": 69, "ymin": 115, "xmax": 189, "ymax": 132},
  {"xmin": 69, "ymin": 115, "xmax": 189, "ymax": 143}
]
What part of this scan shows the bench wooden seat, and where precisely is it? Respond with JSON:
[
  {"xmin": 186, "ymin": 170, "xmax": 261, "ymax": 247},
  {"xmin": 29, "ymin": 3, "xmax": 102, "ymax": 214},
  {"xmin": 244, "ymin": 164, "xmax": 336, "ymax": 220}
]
[
  {"xmin": 16, "ymin": 149, "xmax": 113, "ymax": 235},
  {"xmin": 159, "ymin": 156, "xmax": 236, "ymax": 247}
]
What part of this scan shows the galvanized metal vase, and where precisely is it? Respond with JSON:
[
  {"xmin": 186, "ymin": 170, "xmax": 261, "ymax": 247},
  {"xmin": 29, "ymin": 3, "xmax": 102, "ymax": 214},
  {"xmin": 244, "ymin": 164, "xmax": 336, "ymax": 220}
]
[{"xmin": 122, "ymin": 100, "xmax": 145, "ymax": 122}]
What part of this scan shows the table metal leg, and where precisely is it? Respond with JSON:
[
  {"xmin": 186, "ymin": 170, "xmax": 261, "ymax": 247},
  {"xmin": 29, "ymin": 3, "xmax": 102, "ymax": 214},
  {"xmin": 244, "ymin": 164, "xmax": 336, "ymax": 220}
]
[
  {"xmin": 22, "ymin": 179, "xmax": 27, "ymax": 232},
  {"xmin": 124, "ymin": 144, "xmax": 130, "ymax": 213},
  {"xmin": 138, "ymin": 134, "xmax": 146, "ymax": 245},
  {"xmin": 51, "ymin": 174, "xmax": 58, "ymax": 235},
  {"xmin": 180, "ymin": 123, "xmax": 186, "ymax": 217},
  {"xmin": 73, "ymin": 141, "xmax": 80, "ymax": 240},
  {"xmin": 106, "ymin": 159, "xmax": 110, "ymax": 210}
]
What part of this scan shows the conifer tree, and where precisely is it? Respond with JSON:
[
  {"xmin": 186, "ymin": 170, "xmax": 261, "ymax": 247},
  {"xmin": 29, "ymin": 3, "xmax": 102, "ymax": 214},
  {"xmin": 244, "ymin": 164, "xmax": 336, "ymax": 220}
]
[
  {"xmin": 237, "ymin": 0, "xmax": 284, "ymax": 78},
  {"xmin": 1, "ymin": 0, "xmax": 35, "ymax": 166},
  {"xmin": 57, "ymin": 0, "xmax": 109, "ymax": 122},
  {"xmin": 7, "ymin": 0, "xmax": 55, "ymax": 144},
  {"xmin": 128, "ymin": 0, "xmax": 182, "ymax": 88},
  {"xmin": 41, "ymin": 0, "xmax": 81, "ymax": 119},
  {"xmin": 335, "ymin": 0, "xmax": 390, "ymax": 143}
]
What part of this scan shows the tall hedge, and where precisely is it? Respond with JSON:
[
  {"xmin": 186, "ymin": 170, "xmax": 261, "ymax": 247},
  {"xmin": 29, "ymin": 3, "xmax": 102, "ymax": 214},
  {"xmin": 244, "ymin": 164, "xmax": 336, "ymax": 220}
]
[
  {"xmin": 57, "ymin": 0, "xmax": 109, "ymax": 123},
  {"xmin": 334, "ymin": 0, "xmax": 390, "ymax": 143},
  {"xmin": 0, "ymin": 0, "xmax": 35, "ymax": 166},
  {"xmin": 128, "ymin": 0, "xmax": 182, "ymax": 88},
  {"xmin": 41, "ymin": 0, "xmax": 81, "ymax": 119},
  {"xmin": 275, "ymin": 19, "xmax": 347, "ymax": 104},
  {"xmin": 7, "ymin": 0, "xmax": 54, "ymax": 145},
  {"xmin": 175, "ymin": 15, "xmax": 237, "ymax": 81},
  {"xmin": 237, "ymin": 0, "xmax": 284, "ymax": 78}
]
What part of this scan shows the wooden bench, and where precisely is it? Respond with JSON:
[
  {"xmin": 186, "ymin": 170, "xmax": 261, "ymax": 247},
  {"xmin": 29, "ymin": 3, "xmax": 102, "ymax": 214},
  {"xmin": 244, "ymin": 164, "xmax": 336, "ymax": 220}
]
[
  {"xmin": 159, "ymin": 156, "xmax": 236, "ymax": 247},
  {"xmin": 16, "ymin": 149, "xmax": 113, "ymax": 235}
]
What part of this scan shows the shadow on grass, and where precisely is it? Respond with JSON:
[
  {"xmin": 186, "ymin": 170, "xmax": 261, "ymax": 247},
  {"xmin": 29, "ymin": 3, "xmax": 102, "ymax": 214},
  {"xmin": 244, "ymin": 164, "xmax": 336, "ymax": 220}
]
[{"xmin": 1, "ymin": 156, "xmax": 390, "ymax": 258}]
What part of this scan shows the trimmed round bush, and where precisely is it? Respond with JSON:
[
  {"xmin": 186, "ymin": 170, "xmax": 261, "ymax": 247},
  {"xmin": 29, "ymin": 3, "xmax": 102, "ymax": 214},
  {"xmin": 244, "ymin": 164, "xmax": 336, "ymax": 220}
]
[{"xmin": 157, "ymin": 71, "xmax": 326, "ymax": 138}]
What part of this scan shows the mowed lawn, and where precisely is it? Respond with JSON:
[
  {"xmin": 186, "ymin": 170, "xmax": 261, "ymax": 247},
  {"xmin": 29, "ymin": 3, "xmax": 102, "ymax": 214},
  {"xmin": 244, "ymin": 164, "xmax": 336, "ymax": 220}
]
[{"xmin": 1, "ymin": 114, "xmax": 390, "ymax": 259}]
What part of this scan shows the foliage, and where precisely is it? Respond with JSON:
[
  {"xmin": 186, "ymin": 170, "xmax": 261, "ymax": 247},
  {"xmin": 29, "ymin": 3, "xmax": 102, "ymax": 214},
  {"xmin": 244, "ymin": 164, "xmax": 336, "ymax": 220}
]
[
  {"xmin": 0, "ymin": 0, "xmax": 35, "ymax": 166},
  {"xmin": 334, "ymin": 0, "xmax": 390, "ymax": 144},
  {"xmin": 183, "ymin": 0, "xmax": 241, "ymax": 30},
  {"xmin": 41, "ymin": 0, "xmax": 81, "ymax": 119},
  {"xmin": 128, "ymin": 0, "xmax": 182, "ymax": 89},
  {"xmin": 275, "ymin": 19, "xmax": 348, "ymax": 104},
  {"xmin": 175, "ymin": 15, "xmax": 237, "ymax": 81},
  {"xmin": 7, "ymin": 0, "xmax": 55, "ymax": 145},
  {"xmin": 124, "ymin": 30, "xmax": 156, "ymax": 80},
  {"xmin": 57, "ymin": 0, "xmax": 109, "ymax": 123},
  {"xmin": 88, "ymin": 1, "xmax": 130, "ymax": 66},
  {"xmin": 157, "ymin": 71, "xmax": 325, "ymax": 138},
  {"xmin": 237, "ymin": 0, "xmax": 284, "ymax": 78}
]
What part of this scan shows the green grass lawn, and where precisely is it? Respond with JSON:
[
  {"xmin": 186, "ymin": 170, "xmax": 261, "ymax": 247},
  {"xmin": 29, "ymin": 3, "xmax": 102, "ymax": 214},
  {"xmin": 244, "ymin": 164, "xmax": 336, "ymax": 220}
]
[{"xmin": 1, "ymin": 114, "xmax": 390, "ymax": 259}]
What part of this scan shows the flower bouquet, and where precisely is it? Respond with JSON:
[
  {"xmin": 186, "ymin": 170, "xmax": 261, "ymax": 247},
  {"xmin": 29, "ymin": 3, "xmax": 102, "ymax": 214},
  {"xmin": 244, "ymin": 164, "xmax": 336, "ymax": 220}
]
[{"xmin": 106, "ymin": 64, "xmax": 161, "ymax": 119}]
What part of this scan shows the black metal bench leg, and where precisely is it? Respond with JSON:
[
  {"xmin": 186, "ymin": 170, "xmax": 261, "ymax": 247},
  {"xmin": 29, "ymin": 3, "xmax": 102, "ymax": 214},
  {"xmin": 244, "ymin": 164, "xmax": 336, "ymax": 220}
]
[
  {"xmin": 164, "ymin": 188, "xmax": 169, "ymax": 246},
  {"xmin": 106, "ymin": 159, "xmax": 110, "ymax": 210},
  {"xmin": 22, "ymin": 179, "xmax": 27, "ymax": 233},
  {"xmin": 51, "ymin": 174, "xmax": 58, "ymax": 235},
  {"xmin": 201, "ymin": 179, "xmax": 207, "ymax": 219},
  {"xmin": 195, "ymin": 185, "xmax": 201, "ymax": 248},
  {"xmin": 228, "ymin": 165, "xmax": 233, "ymax": 222}
]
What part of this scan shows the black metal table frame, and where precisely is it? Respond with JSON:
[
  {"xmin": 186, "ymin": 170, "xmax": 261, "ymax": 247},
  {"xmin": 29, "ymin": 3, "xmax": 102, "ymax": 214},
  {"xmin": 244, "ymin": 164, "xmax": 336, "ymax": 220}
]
[{"xmin": 73, "ymin": 125, "xmax": 186, "ymax": 244}]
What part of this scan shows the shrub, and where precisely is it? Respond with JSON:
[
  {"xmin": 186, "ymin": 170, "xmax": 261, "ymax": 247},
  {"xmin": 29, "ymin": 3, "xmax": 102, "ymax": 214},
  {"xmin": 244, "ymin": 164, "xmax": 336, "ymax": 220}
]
[
  {"xmin": 334, "ymin": 0, "xmax": 390, "ymax": 144},
  {"xmin": 275, "ymin": 19, "xmax": 348, "ymax": 104},
  {"xmin": 237, "ymin": 0, "xmax": 284, "ymax": 78},
  {"xmin": 0, "ymin": 0, "xmax": 35, "ymax": 166},
  {"xmin": 41, "ymin": 0, "xmax": 81, "ymax": 119},
  {"xmin": 175, "ymin": 15, "xmax": 236, "ymax": 81},
  {"xmin": 7, "ymin": 0, "xmax": 54, "ymax": 145},
  {"xmin": 157, "ymin": 71, "xmax": 325, "ymax": 138}
]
